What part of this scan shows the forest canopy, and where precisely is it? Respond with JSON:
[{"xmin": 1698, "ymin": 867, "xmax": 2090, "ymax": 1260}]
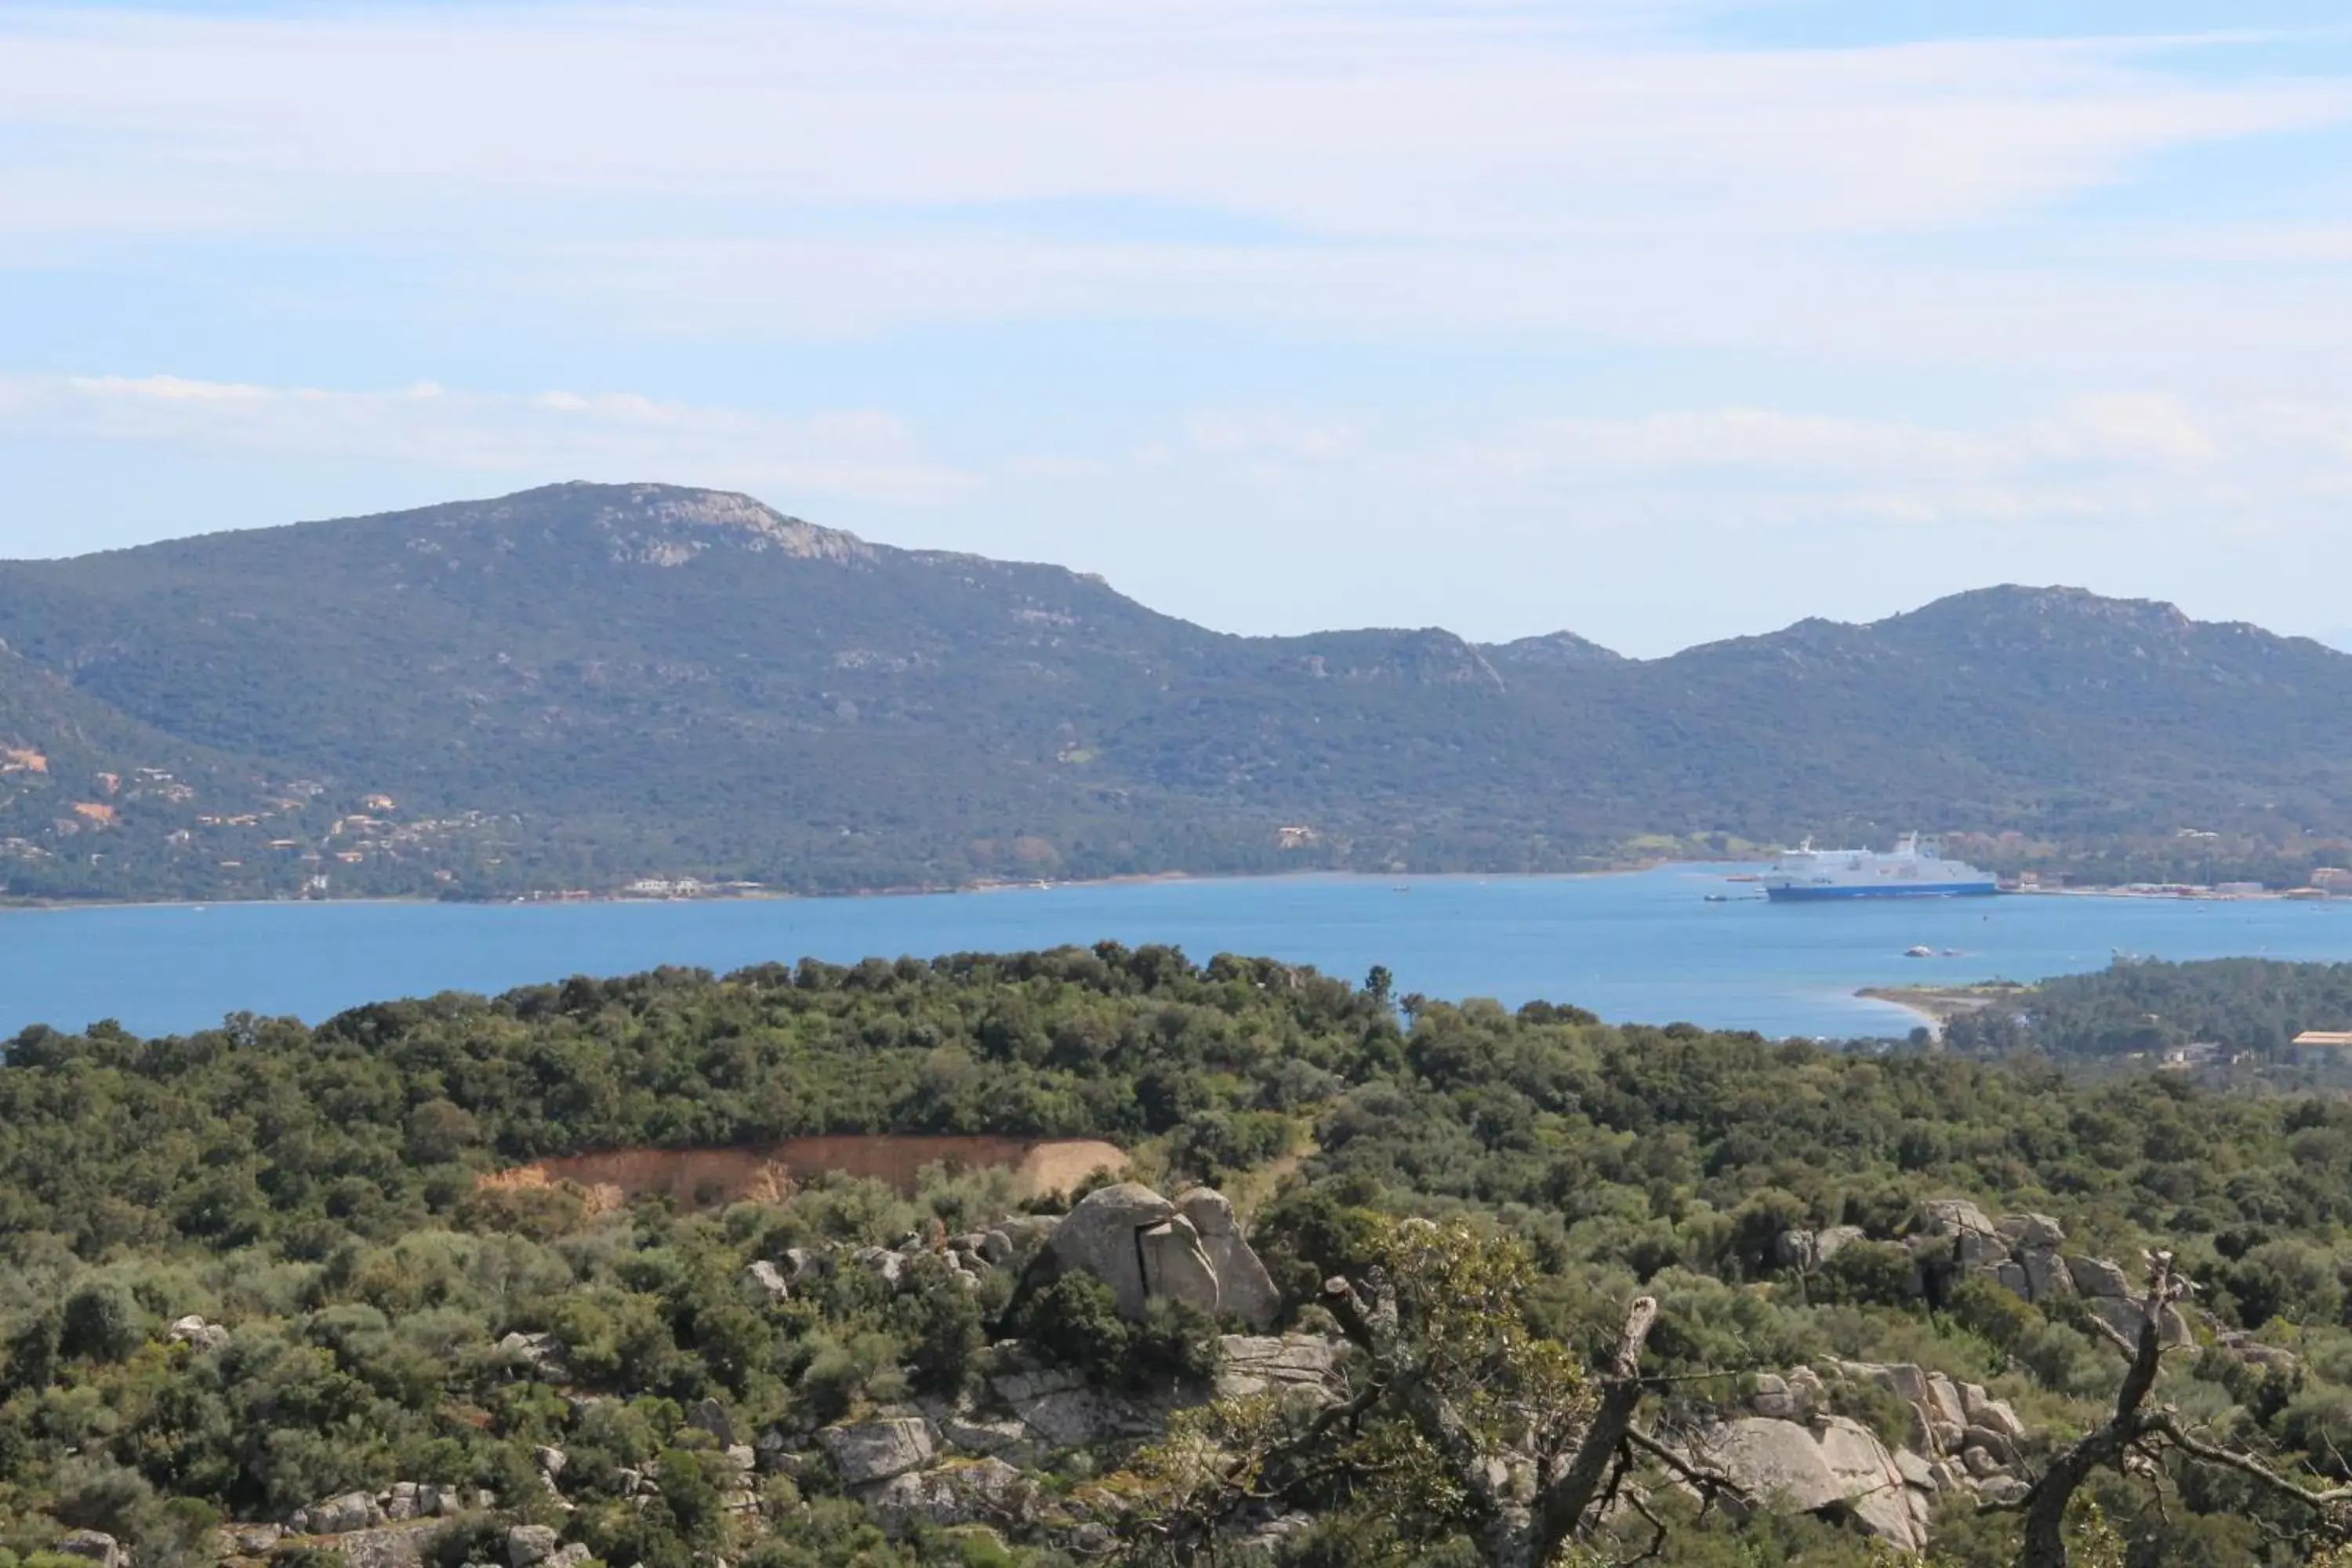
[{"xmin": 5, "ymin": 947, "xmax": 2352, "ymax": 1565}]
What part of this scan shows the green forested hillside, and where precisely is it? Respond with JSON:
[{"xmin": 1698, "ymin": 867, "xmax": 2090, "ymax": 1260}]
[
  {"xmin": 2, "ymin": 483, "xmax": 2350, "ymax": 899},
  {"xmin": 5, "ymin": 950, "xmax": 2352, "ymax": 1564},
  {"xmin": 1946, "ymin": 957, "xmax": 2352, "ymax": 1065}
]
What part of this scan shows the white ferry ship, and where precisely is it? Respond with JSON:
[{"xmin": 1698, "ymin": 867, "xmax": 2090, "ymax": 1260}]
[{"xmin": 1762, "ymin": 833, "xmax": 1998, "ymax": 902}]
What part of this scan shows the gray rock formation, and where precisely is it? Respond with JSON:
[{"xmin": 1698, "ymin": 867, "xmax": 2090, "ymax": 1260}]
[
  {"xmin": 818, "ymin": 1417, "xmax": 938, "ymax": 1486},
  {"xmin": 1772, "ymin": 1229, "xmax": 1818, "ymax": 1271},
  {"xmin": 852, "ymin": 1246, "xmax": 907, "ymax": 1290},
  {"xmin": 745, "ymin": 1260, "xmax": 792, "ymax": 1302},
  {"xmin": 997, "ymin": 1214, "xmax": 1063, "ymax": 1252},
  {"xmin": 986, "ymin": 1351, "xmax": 1160, "ymax": 1446},
  {"xmin": 166, "ymin": 1314, "xmax": 230, "ymax": 1352},
  {"xmin": 220, "ymin": 1523, "xmax": 285, "ymax": 1556},
  {"xmin": 290, "ymin": 1492, "xmax": 384, "ymax": 1535},
  {"xmin": 2066, "ymin": 1255, "xmax": 2131, "ymax": 1299},
  {"xmin": 1815, "ymin": 1225, "xmax": 1866, "ymax": 1263},
  {"xmin": 937, "ymin": 1407, "xmax": 1046, "ymax": 1466},
  {"xmin": 56, "ymin": 1533, "xmax": 122, "ymax": 1568},
  {"xmin": 1039, "ymin": 1181, "xmax": 1280, "ymax": 1327},
  {"xmin": 1748, "ymin": 1373, "xmax": 1803, "ymax": 1420},
  {"xmin": 1044, "ymin": 1183, "xmax": 1182, "ymax": 1317},
  {"xmin": 686, "ymin": 1396, "xmax": 737, "ymax": 1447},
  {"xmin": 1138, "ymin": 1218, "xmax": 1221, "ymax": 1313},
  {"xmin": 496, "ymin": 1330, "xmax": 570, "ymax": 1382},
  {"xmin": 505, "ymin": 1525, "xmax": 561, "ymax": 1568},
  {"xmin": 1214, "ymin": 1334, "xmax": 1343, "ymax": 1400},
  {"xmin": 1701, "ymin": 1415, "xmax": 1929, "ymax": 1551},
  {"xmin": 1999, "ymin": 1213, "xmax": 2067, "ymax": 1250},
  {"xmin": 862, "ymin": 1458, "xmax": 1036, "ymax": 1532},
  {"xmin": 1178, "ymin": 1188, "xmax": 1281, "ymax": 1329},
  {"xmin": 1915, "ymin": 1197, "xmax": 2006, "ymax": 1269}
]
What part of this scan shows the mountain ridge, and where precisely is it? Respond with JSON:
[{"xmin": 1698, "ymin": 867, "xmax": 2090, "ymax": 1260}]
[{"xmin": 0, "ymin": 481, "xmax": 2344, "ymax": 900}]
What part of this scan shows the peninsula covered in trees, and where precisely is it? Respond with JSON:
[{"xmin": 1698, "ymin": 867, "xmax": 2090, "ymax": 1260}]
[
  {"xmin": 5, "ymin": 947, "xmax": 2352, "ymax": 1565},
  {"xmin": 2, "ymin": 483, "xmax": 2350, "ymax": 902}
]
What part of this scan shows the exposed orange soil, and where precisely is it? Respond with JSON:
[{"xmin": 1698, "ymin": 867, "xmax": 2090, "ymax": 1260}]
[{"xmin": 480, "ymin": 1135, "xmax": 1128, "ymax": 1214}]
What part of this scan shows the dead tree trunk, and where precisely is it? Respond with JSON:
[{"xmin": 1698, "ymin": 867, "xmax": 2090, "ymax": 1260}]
[
  {"xmin": 2011, "ymin": 1252, "xmax": 2352, "ymax": 1567},
  {"xmin": 2017, "ymin": 1272, "xmax": 2168, "ymax": 1568},
  {"xmin": 1323, "ymin": 1274, "xmax": 1679, "ymax": 1568}
]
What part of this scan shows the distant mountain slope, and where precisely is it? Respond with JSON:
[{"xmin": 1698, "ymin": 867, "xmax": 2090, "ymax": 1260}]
[
  {"xmin": 0, "ymin": 482, "xmax": 2345, "ymax": 898},
  {"xmin": 0, "ymin": 642, "xmax": 339, "ymax": 900}
]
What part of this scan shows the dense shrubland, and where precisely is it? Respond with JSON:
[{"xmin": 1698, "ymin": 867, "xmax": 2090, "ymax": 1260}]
[
  {"xmin": 5, "ymin": 946, "xmax": 2352, "ymax": 1563},
  {"xmin": 1945, "ymin": 956, "xmax": 2352, "ymax": 1067}
]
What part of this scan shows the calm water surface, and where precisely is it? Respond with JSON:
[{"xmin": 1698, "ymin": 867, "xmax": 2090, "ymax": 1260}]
[{"xmin": 4, "ymin": 867, "xmax": 2351, "ymax": 1040}]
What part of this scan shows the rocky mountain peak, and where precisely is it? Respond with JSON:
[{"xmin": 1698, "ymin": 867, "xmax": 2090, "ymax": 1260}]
[
  {"xmin": 1483, "ymin": 630, "xmax": 1624, "ymax": 668},
  {"xmin": 533, "ymin": 482, "xmax": 877, "ymax": 568}
]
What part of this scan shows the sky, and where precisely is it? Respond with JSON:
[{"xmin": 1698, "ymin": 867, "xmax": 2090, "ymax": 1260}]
[{"xmin": 2, "ymin": 1, "xmax": 2350, "ymax": 656}]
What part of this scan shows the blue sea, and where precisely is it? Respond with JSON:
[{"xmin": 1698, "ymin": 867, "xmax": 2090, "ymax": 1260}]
[{"xmin": 3, "ymin": 867, "xmax": 2350, "ymax": 1041}]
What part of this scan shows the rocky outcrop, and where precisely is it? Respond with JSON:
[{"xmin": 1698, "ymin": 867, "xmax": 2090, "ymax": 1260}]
[
  {"xmin": 863, "ymin": 1457, "xmax": 1040, "ymax": 1533},
  {"xmin": 745, "ymin": 1259, "xmax": 792, "ymax": 1302},
  {"xmin": 1780, "ymin": 1201, "xmax": 2198, "ymax": 1350},
  {"xmin": 988, "ymin": 1355, "xmax": 1161, "ymax": 1446},
  {"xmin": 496, "ymin": 1330, "xmax": 571, "ymax": 1382},
  {"xmin": 1214, "ymin": 1335, "xmax": 1344, "ymax": 1400},
  {"xmin": 55, "ymin": 1533, "xmax": 122, "ymax": 1568},
  {"xmin": 1034, "ymin": 1181, "xmax": 1280, "ymax": 1328},
  {"xmin": 505, "ymin": 1525, "xmax": 562, "ymax": 1568},
  {"xmin": 1702, "ymin": 1414, "xmax": 1930, "ymax": 1551},
  {"xmin": 1724, "ymin": 1354, "xmax": 2038, "ymax": 1534},
  {"xmin": 818, "ymin": 1417, "xmax": 938, "ymax": 1486},
  {"xmin": 289, "ymin": 1492, "xmax": 384, "ymax": 1535},
  {"xmin": 1044, "ymin": 1184, "xmax": 1184, "ymax": 1318},
  {"xmin": 166, "ymin": 1314, "xmax": 230, "ymax": 1352}
]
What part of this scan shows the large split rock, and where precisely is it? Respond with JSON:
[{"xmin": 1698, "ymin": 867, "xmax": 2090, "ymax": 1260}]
[
  {"xmin": 1038, "ymin": 1181, "xmax": 1281, "ymax": 1327},
  {"xmin": 1138, "ymin": 1218, "xmax": 1221, "ymax": 1314},
  {"xmin": 1702, "ymin": 1415, "xmax": 1930, "ymax": 1551},
  {"xmin": 1045, "ymin": 1184, "xmax": 1180, "ymax": 1318},
  {"xmin": 1178, "ymin": 1188, "xmax": 1281, "ymax": 1329}
]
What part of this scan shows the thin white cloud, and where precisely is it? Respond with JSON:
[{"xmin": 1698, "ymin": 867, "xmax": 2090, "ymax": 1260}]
[
  {"xmin": 1187, "ymin": 412, "xmax": 1359, "ymax": 462},
  {"xmin": 0, "ymin": 5, "xmax": 2339, "ymax": 248},
  {"xmin": 8, "ymin": 375, "xmax": 972, "ymax": 504},
  {"xmin": 0, "ymin": 2, "xmax": 2339, "ymax": 381},
  {"xmin": 1332, "ymin": 392, "xmax": 2337, "ymax": 537}
]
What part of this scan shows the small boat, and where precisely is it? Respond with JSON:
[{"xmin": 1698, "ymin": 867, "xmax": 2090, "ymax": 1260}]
[
  {"xmin": 1904, "ymin": 945, "xmax": 1934, "ymax": 958},
  {"xmin": 1703, "ymin": 894, "xmax": 1730, "ymax": 903}
]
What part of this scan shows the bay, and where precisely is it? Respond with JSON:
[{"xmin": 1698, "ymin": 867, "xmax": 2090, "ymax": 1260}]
[{"xmin": 3, "ymin": 866, "xmax": 2351, "ymax": 1041}]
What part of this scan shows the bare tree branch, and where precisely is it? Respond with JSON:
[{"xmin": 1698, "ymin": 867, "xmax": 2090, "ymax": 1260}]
[
  {"xmin": 1531, "ymin": 1295, "xmax": 1661, "ymax": 1555},
  {"xmin": 2019, "ymin": 1254, "xmax": 2183, "ymax": 1568},
  {"xmin": 2149, "ymin": 1414, "xmax": 2352, "ymax": 1515},
  {"xmin": 1625, "ymin": 1428, "xmax": 1748, "ymax": 1515}
]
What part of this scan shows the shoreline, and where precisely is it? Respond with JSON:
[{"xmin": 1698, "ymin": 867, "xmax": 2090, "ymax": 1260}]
[
  {"xmin": 0, "ymin": 861, "xmax": 1672, "ymax": 915},
  {"xmin": 1855, "ymin": 983, "xmax": 2024, "ymax": 1032},
  {"xmin": 5, "ymin": 858, "xmax": 2342, "ymax": 916}
]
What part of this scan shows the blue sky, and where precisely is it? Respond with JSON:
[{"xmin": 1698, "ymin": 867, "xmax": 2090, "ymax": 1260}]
[{"xmin": 2, "ymin": 1, "xmax": 2350, "ymax": 655}]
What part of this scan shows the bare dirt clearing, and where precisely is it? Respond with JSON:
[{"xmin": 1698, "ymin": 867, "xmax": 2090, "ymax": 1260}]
[{"xmin": 479, "ymin": 1135, "xmax": 1128, "ymax": 1212}]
